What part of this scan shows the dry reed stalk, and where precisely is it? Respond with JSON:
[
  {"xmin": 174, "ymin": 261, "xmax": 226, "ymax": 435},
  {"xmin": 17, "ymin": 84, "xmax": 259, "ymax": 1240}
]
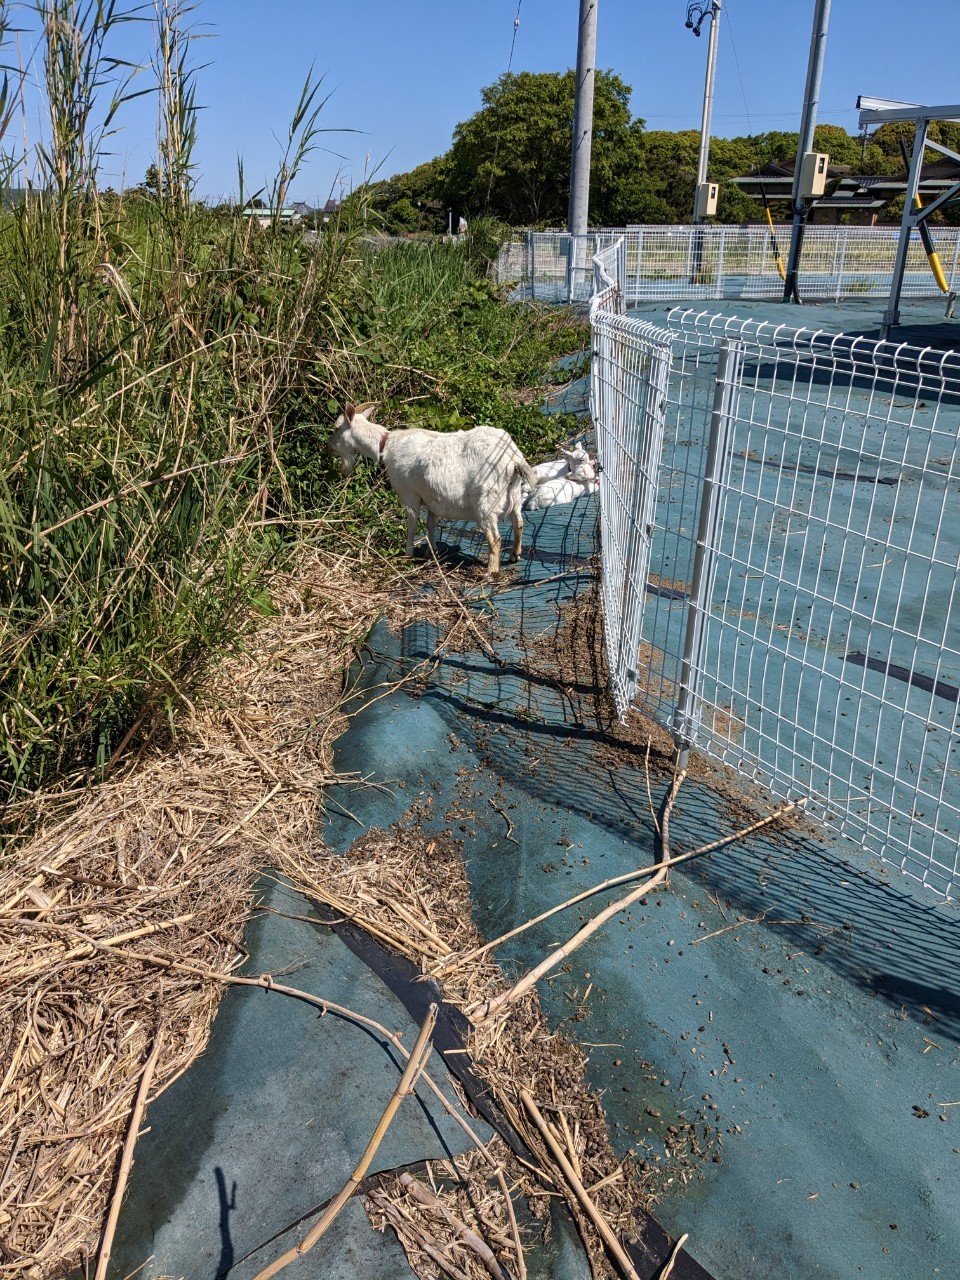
[
  {"xmin": 92, "ymin": 1032, "xmax": 162, "ymax": 1280},
  {"xmin": 398, "ymin": 1173, "xmax": 511, "ymax": 1280},
  {"xmin": 468, "ymin": 774, "xmax": 687, "ymax": 1023},
  {"xmin": 520, "ymin": 1090, "xmax": 641, "ymax": 1280},
  {"xmin": 437, "ymin": 797, "xmax": 802, "ymax": 981},
  {"xmin": 371, "ymin": 1198, "xmax": 473, "ymax": 1280},
  {"xmin": 250, "ymin": 1004, "xmax": 438, "ymax": 1279},
  {"xmin": 368, "ymin": 1143, "xmax": 526, "ymax": 1280},
  {"xmin": 656, "ymin": 1231, "xmax": 690, "ymax": 1280}
]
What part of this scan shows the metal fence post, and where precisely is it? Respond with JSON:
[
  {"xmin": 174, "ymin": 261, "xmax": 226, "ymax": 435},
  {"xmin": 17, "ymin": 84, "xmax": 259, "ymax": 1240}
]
[
  {"xmin": 836, "ymin": 226, "xmax": 848, "ymax": 302},
  {"xmin": 760, "ymin": 225, "xmax": 769, "ymax": 283},
  {"xmin": 526, "ymin": 231, "xmax": 534, "ymax": 300},
  {"xmin": 566, "ymin": 234, "xmax": 577, "ymax": 304},
  {"xmin": 672, "ymin": 338, "xmax": 744, "ymax": 765}
]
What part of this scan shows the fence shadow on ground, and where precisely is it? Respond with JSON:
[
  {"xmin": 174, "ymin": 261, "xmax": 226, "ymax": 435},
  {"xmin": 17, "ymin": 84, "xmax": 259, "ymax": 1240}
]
[{"xmin": 381, "ymin": 504, "xmax": 960, "ymax": 1045}]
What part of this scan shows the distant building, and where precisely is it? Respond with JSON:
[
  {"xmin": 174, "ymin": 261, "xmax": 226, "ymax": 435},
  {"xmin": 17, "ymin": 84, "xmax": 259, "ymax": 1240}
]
[
  {"xmin": 732, "ymin": 156, "xmax": 960, "ymax": 226},
  {"xmin": 241, "ymin": 203, "xmax": 303, "ymax": 228}
]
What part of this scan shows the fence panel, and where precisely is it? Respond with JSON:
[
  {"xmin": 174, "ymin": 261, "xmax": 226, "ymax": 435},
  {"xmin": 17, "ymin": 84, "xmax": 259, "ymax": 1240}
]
[
  {"xmin": 503, "ymin": 225, "xmax": 960, "ymax": 304},
  {"xmin": 591, "ymin": 306, "xmax": 674, "ymax": 718},
  {"xmin": 591, "ymin": 289, "xmax": 960, "ymax": 899}
]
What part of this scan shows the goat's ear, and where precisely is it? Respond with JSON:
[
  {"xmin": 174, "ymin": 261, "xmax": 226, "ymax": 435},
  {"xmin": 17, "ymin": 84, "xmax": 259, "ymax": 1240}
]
[
  {"xmin": 354, "ymin": 400, "xmax": 377, "ymax": 415},
  {"xmin": 345, "ymin": 402, "xmax": 356, "ymax": 423}
]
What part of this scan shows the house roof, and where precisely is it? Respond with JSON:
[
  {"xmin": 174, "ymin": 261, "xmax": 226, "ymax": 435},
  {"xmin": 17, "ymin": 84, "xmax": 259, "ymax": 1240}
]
[
  {"xmin": 813, "ymin": 195, "xmax": 887, "ymax": 209},
  {"xmin": 241, "ymin": 207, "xmax": 301, "ymax": 218}
]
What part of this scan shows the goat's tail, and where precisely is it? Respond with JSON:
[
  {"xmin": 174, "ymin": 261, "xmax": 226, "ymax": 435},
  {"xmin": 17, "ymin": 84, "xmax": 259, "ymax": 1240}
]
[{"xmin": 517, "ymin": 457, "xmax": 541, "ymax": 491}]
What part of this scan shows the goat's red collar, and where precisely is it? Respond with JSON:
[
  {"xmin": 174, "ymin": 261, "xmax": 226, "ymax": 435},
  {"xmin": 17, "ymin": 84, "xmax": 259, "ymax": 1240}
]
[{"xmin": 378, "ymin": 429, "xmax": 389, "ymax": 463}]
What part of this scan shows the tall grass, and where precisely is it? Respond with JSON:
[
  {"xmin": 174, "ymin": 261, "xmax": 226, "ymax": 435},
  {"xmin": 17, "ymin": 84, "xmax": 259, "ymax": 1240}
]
[
  {"xmin": 0, "ymin": 6, "xmax": 587, "ymax": 827},
  {"xmin": 0, "ymin": 3, "xmax": 364, "ymax": 819}
]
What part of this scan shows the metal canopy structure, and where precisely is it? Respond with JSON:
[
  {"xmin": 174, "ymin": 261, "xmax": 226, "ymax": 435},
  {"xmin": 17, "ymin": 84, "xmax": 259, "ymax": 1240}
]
[{"xmin": 858, "ymin": 95, "xmax": 960, "ymax": 336}]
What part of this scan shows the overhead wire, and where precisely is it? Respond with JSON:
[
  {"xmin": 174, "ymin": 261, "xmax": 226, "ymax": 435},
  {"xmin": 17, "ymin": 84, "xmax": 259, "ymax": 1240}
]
[
  {"xmin": 483, "ymin": 0, "xmax": 524, "ymax": 216},
  {"xmin": 724, "ymin": 1, "xmax": 785, "ymax": 278}
]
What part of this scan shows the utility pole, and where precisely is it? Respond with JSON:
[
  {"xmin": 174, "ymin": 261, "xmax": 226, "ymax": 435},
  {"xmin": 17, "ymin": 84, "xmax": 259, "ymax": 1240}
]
[
  {"xmin": 783, "ymin": 0, "xmax": 831, "ymax": 302},
  {"xmin": 688, "ymin": 1, "xmax": 721, "ymax": 224},
  {"xmin": 568, "ymin": 0, "xmax": 597, "ymax": 235},
  {"xmin": 686, "ymin": 2, "xmax": 721, "ymax": 282}
]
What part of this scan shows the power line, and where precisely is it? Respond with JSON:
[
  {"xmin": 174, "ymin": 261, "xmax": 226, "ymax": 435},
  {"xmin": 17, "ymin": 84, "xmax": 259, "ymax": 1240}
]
[
  {"xmin": 484, "ymin": 0, "xmax": 524, "ymax": 215},
  {"xmin": 721, "ymin": 1, "xmax": 754, "ymax": 134}
]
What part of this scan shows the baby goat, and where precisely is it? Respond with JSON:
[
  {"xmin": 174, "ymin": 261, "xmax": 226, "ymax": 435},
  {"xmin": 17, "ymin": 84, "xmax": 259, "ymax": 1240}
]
[
  {"xmin": 523, "ymin": 473, "xmax": 599, "ymax": 511},
  {"xmin": 328, "ymin": 402, "xmax": 538, "ymax": 575},
  {"xmin": 531, "ymin": 441, "xmax": 597, "ymax": 485}
]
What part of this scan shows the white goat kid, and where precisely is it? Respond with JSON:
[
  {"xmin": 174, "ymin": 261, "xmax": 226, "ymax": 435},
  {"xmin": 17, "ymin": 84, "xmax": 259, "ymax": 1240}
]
[
  {"xmin": 329, "ymin": 402, "xmax": 538, "ymax": 575},
  {"xmin": 523, "ymin": 472, "xmax": 599, "ymax": 511},
  {"xmin": 530, "ymin": 441, "xmax": 596, "ymax": 485}
]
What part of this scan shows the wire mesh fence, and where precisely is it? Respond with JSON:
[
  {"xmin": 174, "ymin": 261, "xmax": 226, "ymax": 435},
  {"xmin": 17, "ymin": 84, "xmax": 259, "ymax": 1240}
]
[
  {"xmin": 500, "ymin": 226, "xmax": 960, "ymax": 304},
  {"xmin": 591, "ymin": 248, "xmax": 960, "ymax": 900}
]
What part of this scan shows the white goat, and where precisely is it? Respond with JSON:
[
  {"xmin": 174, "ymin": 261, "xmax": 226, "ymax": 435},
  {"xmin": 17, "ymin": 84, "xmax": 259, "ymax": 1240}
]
[
  {"xmin": 530, "ymin": 441, "xmax": 597, "ymax": 485},
  {"xmin": 523, "ymin": 473, "xmax": 599, "ymax": 511},
  {"xmin": 328, "ymin": 402, "xmax": 538, "ymax": 575}
]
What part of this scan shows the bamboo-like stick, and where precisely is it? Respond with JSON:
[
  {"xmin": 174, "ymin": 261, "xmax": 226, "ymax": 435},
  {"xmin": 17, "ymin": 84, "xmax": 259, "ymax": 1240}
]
[
  {"xmin": 92, "ymin": 1032, "xmax": 162, "ymax": 1280},
  {"xmin": 399, "ymin": 1172, "xmax": 511, "ymax": 1280},
  {"xmin": 656, "ymin": 1231, "xmax": 689, "ymax": 1280},
  {"xmin": 250, "ymin": 1004, "xmax": 438, "ymax": 1279},
  {"xmin": 471, "ymin": 860, "xmax": 664, "ymax": 1022},
  {"xmin": 9, "ymin": 914, "xmax": 197, "ymax": 982},
  {"xmin": 204, "ymin": 781, "xmax": 283, "ymax": 851},
  {"xmin": 6, "ymin": 916, "xmax": 504, "ymax": 1192},
  {"xmin": 469, "ymin": 774, "xmax": 687, "ymax": 1022},
  {"xmin": 437, "ymin": 798, "xmax": 802, "ymax": 979},
  {"xmin": 374, "ymin": 1203, "xmax": 472, "ymax": 1280},
  {"xmin": 520, "ymin": 1090, "xmax": 641, "ymax": 1280}
]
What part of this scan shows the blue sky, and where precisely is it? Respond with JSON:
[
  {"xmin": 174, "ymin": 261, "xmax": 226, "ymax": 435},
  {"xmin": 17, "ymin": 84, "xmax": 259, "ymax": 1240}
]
[{"xmin": 10, "ymin": 1, "xmax": 960, "ymax": 203}]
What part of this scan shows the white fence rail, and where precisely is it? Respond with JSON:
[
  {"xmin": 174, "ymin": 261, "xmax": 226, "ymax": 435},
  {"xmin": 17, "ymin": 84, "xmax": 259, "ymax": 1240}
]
[
  {"xmin": 498, "ymin": 225, "xmax": 960, "ymax": 304},
  {"xmin": 591, "ymin": 240, "xmax": 960, "ymax": 899}
]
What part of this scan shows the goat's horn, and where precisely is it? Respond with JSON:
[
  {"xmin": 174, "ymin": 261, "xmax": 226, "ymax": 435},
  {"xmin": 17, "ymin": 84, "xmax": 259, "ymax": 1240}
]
[{"xmin": 354, "ymin": 400, "xmax": 377, "ymax": 414}]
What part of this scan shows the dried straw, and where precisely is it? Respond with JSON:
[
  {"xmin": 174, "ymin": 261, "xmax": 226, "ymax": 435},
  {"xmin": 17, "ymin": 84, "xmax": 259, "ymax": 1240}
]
[{"xmin": 0, "ymin": 546, "xmax": 446, "ymax": 1276}]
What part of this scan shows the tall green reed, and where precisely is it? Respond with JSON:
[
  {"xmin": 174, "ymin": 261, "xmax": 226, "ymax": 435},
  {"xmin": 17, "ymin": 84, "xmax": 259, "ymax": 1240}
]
[{"xmin": 0, "ymin": 3, "xmax": 368, "ymax": 823}]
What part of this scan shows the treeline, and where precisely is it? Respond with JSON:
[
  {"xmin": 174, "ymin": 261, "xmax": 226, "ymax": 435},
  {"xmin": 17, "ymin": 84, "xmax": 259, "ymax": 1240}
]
[{"xmin": 357, "ymin": 69, "xmax": 960, "ymax": 233}]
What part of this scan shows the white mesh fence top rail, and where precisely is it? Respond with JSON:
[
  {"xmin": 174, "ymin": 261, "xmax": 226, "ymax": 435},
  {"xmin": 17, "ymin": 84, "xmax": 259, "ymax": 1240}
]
[
  {"xmin": 507, "ymin": 226, "xmax": 960, "ymax": 304},
  {"xmin": 591, "ymin": 295, "xmax": 960, "ymax": 900},
  {"xmin": 591, "ymin": 237, "xmax": 627, "ymax": 316}
]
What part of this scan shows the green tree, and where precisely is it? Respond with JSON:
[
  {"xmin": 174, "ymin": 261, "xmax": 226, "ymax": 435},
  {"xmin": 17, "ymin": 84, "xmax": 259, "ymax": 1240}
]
[
  {"xmin": 361, "ymin": 155, "xmax": 449, "ymax": 234},
  {"xmin": 442, "ymin": 69, "xmax": 645, "ymax": 226},
  {"xmin": 812, "ymin": 123, "xmax": 863, "ymax": 168}
]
